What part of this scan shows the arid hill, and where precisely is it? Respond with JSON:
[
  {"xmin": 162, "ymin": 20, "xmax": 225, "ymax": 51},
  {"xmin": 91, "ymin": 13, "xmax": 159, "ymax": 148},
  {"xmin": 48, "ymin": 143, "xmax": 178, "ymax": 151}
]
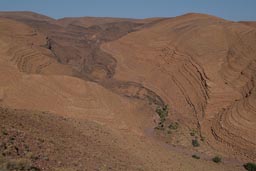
[
  {"xmin": 0, "ymin": 11, "xmax": 255, "ymax": 171},
  {"xmin": 239, "ymin": 21, "xmax": 256, "ymax": 28},
  {"xmin": 102, "ymin": 13, "xmax": 256, "ymax": 161}
]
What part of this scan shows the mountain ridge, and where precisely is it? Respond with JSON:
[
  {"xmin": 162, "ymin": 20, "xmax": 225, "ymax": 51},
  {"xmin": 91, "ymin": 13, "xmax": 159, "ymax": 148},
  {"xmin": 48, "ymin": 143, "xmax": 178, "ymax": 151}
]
[{"xmin": 0, "ymin": 11, "xmax": 255, "ymax": 171}]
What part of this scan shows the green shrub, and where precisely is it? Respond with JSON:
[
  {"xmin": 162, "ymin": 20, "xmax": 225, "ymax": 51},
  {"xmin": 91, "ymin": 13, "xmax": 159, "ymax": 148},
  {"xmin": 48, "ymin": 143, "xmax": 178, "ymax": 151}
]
[
  {"xmin": 192, "ymin": 154, "xmax": 200, "ymax": 159},
  {"xmin": 244, "ymin": 162, "xmax": 256, "ymax": 171},
  {"xmin": 212, "ymin": 156, "xmax": 221, "ymax": 163},
  {"xmin": 154, "ymin": 124, "xmax": 164, "ymax": 131},
  {"xmin": 168, "ymin": 122, "xmax": 179, "ymax": 130},
  {"xmin": 190, "ymin": 129, "xmax": 197, "ymax": 136},
  {"xmin": 156, "ymin": 105, "xmax": 168, "ymax": 124},
  {"xmin": 192, "ymin": 139, "xmax": 200, "ymax": 147}
]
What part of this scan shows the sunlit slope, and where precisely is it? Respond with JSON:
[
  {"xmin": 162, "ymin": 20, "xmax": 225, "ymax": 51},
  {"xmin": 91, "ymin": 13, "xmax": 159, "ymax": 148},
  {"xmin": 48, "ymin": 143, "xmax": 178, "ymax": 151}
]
[
  {"xmin": 102, "ymin": 13, "xmax": 256, "ymax": 161},
  {"xmin": 0, "ymin": 15, "xmax": 244, "ymax": 171}
]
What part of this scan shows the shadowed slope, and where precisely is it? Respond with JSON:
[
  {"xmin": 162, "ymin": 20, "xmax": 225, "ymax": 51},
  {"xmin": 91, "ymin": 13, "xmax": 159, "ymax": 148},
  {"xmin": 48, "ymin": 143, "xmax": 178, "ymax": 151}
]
[{"xmin": 0, "ymin": 11, "xmax": 167, "ymax": 106}]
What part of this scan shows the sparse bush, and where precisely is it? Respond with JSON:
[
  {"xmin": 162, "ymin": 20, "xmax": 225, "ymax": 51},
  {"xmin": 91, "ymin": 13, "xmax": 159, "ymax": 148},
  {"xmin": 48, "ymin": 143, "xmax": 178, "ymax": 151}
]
[
  {"xmin": 0, "ymin": 155, "xmax": 6, "ymax": 165},
  {"xmin": 190, "ymin": 132, "xmax": 195, "ymax": 136},
  {"xmin": 200, "ymin": 136, "xmax": 205, "ymax": 142},
  {"xmin": 0, "ymin": 158, "xmax": 40, "ymax": 171},
  {"xmin": 156, "ymin": 104, "xmax": 168, "ymax": 124},
  {"xmin": 1, "ymin": 129, "xmax": 8, "ymax": 136},
  {"xmin": 25, "ymin": 152, "xmax": 40, "ymax": 161},
  {"xmin": 192, "ymin": 154, "xmax": 200, "ymax": 159},
  {"xmin": 6, "ymin": 158, "xmax": 32, "ymax": 170},
  {"xmin": 244, "ymin": 162, "xmax": 256, "ymax": 171},
  {"xmin": 54, "ymin": 168, "xmax": 76, "ymax": 171},
  {"xmin": 212, "ymin": 156, "xmax": 222, "ymax": 163},
  {"xmin": 190, "ymin": 129, "xmax": 197, "ymax": 136},
  {"xmin": 155, "ymin": 104, "xmax": 169, "ymax": 130},
  {"xmin": 168, "ymin": 122, "xmax": 179, "ymax": 130},
  {"xmin": 154, "ymin": 124, "xmax": 164, "ymax": 130},
  {"xmin": 192, "ymin": 139, "xmax": 200, "ymax": 147}
]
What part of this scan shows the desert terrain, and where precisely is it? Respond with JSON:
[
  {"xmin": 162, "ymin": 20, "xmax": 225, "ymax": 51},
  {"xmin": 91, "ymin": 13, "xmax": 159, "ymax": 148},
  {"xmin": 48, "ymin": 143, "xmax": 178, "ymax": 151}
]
[{"xmin": 0, "ymin": 11, "xmax": 255, "ymax": 171}]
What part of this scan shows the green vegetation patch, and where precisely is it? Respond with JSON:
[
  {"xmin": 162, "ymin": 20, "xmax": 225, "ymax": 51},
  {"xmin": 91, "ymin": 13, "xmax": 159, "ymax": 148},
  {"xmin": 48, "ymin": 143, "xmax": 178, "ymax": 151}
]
[
  {"xmin": 212, "ymin": 156, "xmax": 222, "ymax": 163},
  {"xmin": 168, "ymin": 122, "xmax": 179, "ymax": 130},
  {"xmin": 156, "ymin": 104, "xmax": 168, "ymax": 124},
  {"xmin": 192, "ymin": 139, "xmax": 200, "ymax": 147},
  {"xmin": 244, "ymin": 162, "xmax": 256, "ymax": 171}
]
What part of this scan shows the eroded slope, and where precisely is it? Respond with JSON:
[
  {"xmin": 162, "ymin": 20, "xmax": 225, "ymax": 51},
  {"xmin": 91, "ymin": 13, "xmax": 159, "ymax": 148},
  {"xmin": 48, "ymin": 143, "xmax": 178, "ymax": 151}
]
[
  {"xmin": 0, "ymin": 12, "xmax": 255, "ymax": 170},
  {"xmin": 102, "ymin": 13, "xmax": 256, "ymax": 161},
  {"xmin": 0, "ymin": 15, "xmax": 243, "ymax": 171}
]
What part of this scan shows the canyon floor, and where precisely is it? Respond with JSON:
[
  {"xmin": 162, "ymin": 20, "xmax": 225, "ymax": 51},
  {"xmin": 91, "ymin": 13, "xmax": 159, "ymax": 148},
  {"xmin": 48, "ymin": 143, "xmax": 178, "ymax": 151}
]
[{"xmin": 0, "ymin": 11, "xmax": 255, "ymax": 171}]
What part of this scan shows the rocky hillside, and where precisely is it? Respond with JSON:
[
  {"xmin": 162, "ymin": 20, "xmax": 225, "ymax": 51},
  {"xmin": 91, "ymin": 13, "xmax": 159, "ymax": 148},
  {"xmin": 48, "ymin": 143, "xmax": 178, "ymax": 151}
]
[{"xmin": 0, "ymin": 11, "xmax": 255, "ymax": 171}]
